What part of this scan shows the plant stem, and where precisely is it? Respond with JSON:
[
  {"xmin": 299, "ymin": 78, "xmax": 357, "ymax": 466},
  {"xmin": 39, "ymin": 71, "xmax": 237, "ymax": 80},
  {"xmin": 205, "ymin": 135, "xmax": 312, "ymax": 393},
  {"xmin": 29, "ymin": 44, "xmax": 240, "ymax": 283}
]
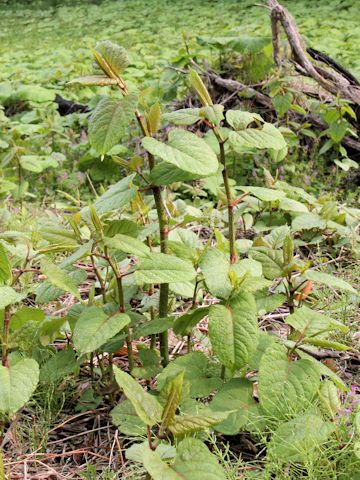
[
  {"xmin": 219, "ymin": 140, "xmax": 237, "ymax": 263},
  {"xmin": 107, "ymin": 253, "xmax": 134, "ymax": 372},
  {"xmin": 1, "ymin": 307, "xmax": 11, "ymax": 367}
]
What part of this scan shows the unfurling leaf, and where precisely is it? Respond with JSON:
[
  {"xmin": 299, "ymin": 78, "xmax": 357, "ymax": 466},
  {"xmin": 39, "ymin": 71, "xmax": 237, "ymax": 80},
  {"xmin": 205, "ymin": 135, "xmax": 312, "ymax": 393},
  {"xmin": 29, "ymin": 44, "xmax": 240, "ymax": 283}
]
[
  {"xmin": 188, "ymin": 69, "xmax": 213, "ymax": 106},
  {"xmin": 93, "ymin": 40, "xmax": 129, "ymax": 79},
  {"xmin": 160, "ymin": 372, "xmax": 183, "ymax": 431}
]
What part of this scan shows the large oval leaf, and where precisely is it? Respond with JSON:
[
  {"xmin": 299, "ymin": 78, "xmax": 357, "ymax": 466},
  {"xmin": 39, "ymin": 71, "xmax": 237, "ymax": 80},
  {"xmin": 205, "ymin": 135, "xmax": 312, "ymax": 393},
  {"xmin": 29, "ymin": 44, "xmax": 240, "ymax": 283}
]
[
  {"xmin": 229, "ymin": 123, "xmax": 287, "ymax": 152},
  {"xmin": 134, "ymin": 253, "xmax": 196, "ymax": 284},
  {"xmin": 208, "ymin": 292, "xmax": 259, "ymax": 370},
  {"xmin": 258, "ymin": 343, "xmax": 320, "ymax": 419},
  {"xmin": 142, "ymin": 129, "xmax": 218, "ymax": 177},
  {"xmin": 0, "ymin": 359, "xmax": 39, "ymax": 415},
  {"xmin": 73, "ymin": 307, "xmax": 131, "ymax": 354},
  {"xmin": 89, "ymin": 94, "xmax": 137, "ymax": 155}
]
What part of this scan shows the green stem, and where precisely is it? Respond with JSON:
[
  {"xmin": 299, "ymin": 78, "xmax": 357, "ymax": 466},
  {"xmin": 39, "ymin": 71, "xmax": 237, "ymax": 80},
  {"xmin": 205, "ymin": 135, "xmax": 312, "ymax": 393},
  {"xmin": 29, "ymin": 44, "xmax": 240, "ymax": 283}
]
[
  {"xmin": 1, "ymin": 306, "xmax": 10, "ymax": 367},
  {"xmin": 219, "ymin": 140, "xmax": 237, "ymax": 263}
]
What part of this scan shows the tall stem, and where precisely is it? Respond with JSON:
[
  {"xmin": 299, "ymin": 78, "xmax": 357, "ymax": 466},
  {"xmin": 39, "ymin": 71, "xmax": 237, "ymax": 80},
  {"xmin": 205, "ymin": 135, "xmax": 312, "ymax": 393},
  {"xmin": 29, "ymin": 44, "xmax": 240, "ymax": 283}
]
[
  {"xmin": 219, "ymin": 139, "xmax": 237, "ymax": 263},
  {"xmin": 107, "ymin": 254, "xmax": 134, "ymax": 372},
  {"xmin": 1, "ymin": 307, "xmax": 10, "ymax": 367}
]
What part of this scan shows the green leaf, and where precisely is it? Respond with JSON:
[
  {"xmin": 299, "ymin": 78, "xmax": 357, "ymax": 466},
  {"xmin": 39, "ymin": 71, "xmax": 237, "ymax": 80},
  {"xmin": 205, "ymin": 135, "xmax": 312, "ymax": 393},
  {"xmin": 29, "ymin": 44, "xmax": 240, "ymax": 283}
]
[
  {"xmin": 0, "ymin": 359, "xmax": 39, "ymax": 415},
  {"xmin": 229, "ymin": 123, "xmax": 287, "ymax": 152},
  {"xmin": 285, "ymin": 305, "xmax": 347, "ymax": 338},
  {"xmin": 270, "ymin": 412, "xmax": 334, "ymax": 462},
  {"xmin": 73, "ymin": 307, "xmax": 130, "ymax": 354},
  {"xmin": 69, "ymin": 75, "xmax": 118, "ymax": 86},
  {"xmin": 134, "ymin": 253, "xmax": 196, "ymax": 284},
  {"xmin": 304, "ymin": 270, "xmax": 357, "ymax": 295},
  {"xmin": 133, "ymin": 317, "xmax": 174, "ymax": 339},
  {"xmin": 113, "ymin": 367, "xmax": 162, "ymax": 426},
  {"xmin": 163, "ymin": 108, "xmax": 201, "ymax": 126},
  {"xmin": 89, "ymin": 94, "xmax": 137, "ymax": 155},
  {"xmin": 279, "ymin": 197, "xmax": 308, "ymax": 213},
  {"xmin": 142, "ymin": 129, "xmax": 218, "ymax": 177},
  {"xmin": 273, "ymin": 92, "xmax": 293, "ymax": 117},
  {"xmin": 169, "ymin": 411, "xmax": 229, "ymax": 436},
  {"xmin": 161, "ymin": 372, "xmax": 183, "ymax": 431},
  {"xmin": 125, "ymin": 442, "xmax": 176, "ymax": 463},
  {"xmin": 0, "ymin": 243, "xmax": 11, "ymax": 284},
  {"xmin": 40, "ymin": 260, "xmax": 81, "ymax": 300},
  {"xmin": 146, "ymin": 102, "xmax": 161, "ymax": 136},
  {"xmin": 210, "ymin": 378, "xmax": 263, "ymax": 434},
  {"xmin": 86, "ymin": 174, "xmax": 137, "ymax": 216},
  {"xmin": 40, "ymin": 348, "xmax": 79, "ymax": 383},
  {"xmin": 150, "ymin": 161, "xmax": 198, "ymax": 185},
  {"xmin": 250, "ymin": 247, "xmax": 283, "ymax": 279},
  {"xmin": 0, "ymin": 286, "xmax": 22, "ymax": 309},
  {"xmin": 111, "ymin": 399, "xmax": 147, "ymax": 436},
  {"xmin": 200, "ymin": 248, "xmax": 232, "ymax": 299},
  {"xmin": 209, "ymin": 292, "xmax": 259, "ymax": 370},
  {"xmin": 10, "ymin": 307, "xmax": 45, "ymax": 330},
  {"xmin": 104, "ymin": 234, "xmax": 150, "ymax": 258},
  {"xmin": 36, "ymin": 269, "xmax": 86, "ymax": 304},
  {"xmin": 302, "ymin": 338, "xmax": 351, "ymax": 351},
  {"xmin": 20, "ymin": 155, "xmax": 58, "ymax": 173},
  {"xmin": 319, "ymin": 380, "xmax": 341, "ymax": 416},
  {"xmin": 93, "ymin": 40, "xmax": 129, "ymax": 78},
  {"xmin": 188, "ymin": 69, "xmax": 213, "ymax": 106},
  {"xmin": 173, "ymin": 307, "xmax": 209, "ymax": 336},
  {"xmin": 226, "ymin": 110, "xmax": 263, "ymax": 130},
  {"xmin": 237, "ymin": 185, "xmax": 286, "ymax": 201},
  {"xmin": 143, "ymin": 438, "xmax": 227, "ymax": 480},
  {"xmin": 259, "ymin": 343, "xmax": 320, "ymax": 418},
  {"xmin": 256, "ymin": 293, "xmax": 286, "ymax": 315},
  {"xmin": 292, "ymin": 213, "xmax": 326, "ymax": 231},
  {"xmin": 157, "ymin": 352, "xmax": 222, "ymax": 399}
]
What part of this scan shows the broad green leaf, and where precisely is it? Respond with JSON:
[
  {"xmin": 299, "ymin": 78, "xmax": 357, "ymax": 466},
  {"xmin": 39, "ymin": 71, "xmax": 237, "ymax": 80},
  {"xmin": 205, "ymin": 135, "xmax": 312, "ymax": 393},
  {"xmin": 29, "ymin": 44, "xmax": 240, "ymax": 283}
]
[
  {"xmin": 173, "ymin": 307, "xmax": 209, "ymax": 336},
  {"xmin": 188, "ymin": 69, "xmax": 213, "ymax": 106},
  {"xmin": 111, "ymin": 399, "xmax": 147, "ymax": 436},
  {"xmin": 73, "ymin": 307, "xmax": 130, "ymax": 354},
  {"xmin": 210, "ymin": 378, "xmax": 263, "ymax": 434},
  {"xmin": 265, "ymin": 225, "xmax": 290, "ymax": 249},
  {"xmin": 161, "ymin": 372, "xmax": 183, "ymax": 430},
  {"xmin": 125, "ymin": 442, "xmax": 176, "ymax": 463},
  {"xmin": 40, "ymin": 348, "xmax": 79, "ymax": 383},
  {"xmin": 259, "ymin": 343, "xmax": 320, "ymax": 418},
  {"xmin": 304, "ymin": 270, "xmax": 357, "ymax": 295},
  {"xmin": 255, "ymin": 292, "xmax": 286, "ymax": 315},
  {"xmin": 169, "ymin": 411, "xmax": 229, "ymax": 435},
  {"xmin": 285, "ymin": 305, "xmax": 347, "ymax": 338},
  {"xmin": 86, "ymin": 174, "xmax": 137, "ymax": 215},
  {"xmin": 0, "ymin": 243, "xmax": 11, "ymax": 284},
  {"xmin": 226, "ymin": 110, "xmax": 263, "ymax": 130},
  {"xmin": 133, "ymin": 317, "xmax": 174, "ymax": 339},
  {"xmin": 40, "ymin": 260, "xmax": 81, "ymax": 300},
  {"xmin": 231, "ymin": 258, "xmax": 263, "ymax": 278},
  {"xmin": 0, "ymin": 359, "xmax": 39, "ymax": 415},
  {"xmin": 292, "ymin": 213, "xmax": 326, "ymax": 231},
  {"xmin": 150, "ymin": 161, "xmax": 198, "ymax": 185},
  {"xmin": 0, "ymin": 286, "xmax": 22, "ymax": 309},
  {"xmin": 238, "ymin": 186, "xmax": 286, "ymax": 201},
  {"xmin": 298, "ymin": 349, "xmax": 347, "ymax": 392},
  {"xmin": 10, "ymin": 307, "xmax": 45, "ymax": 330},
  {"xmin": 20, "ymin": 155, "xmax": 58, "ymax": 173},
  {"xmin": 270, "ymin": 412, "xmax": 334, "ymax": 462},
  {"xmin": 208, "ymin": 292, "xmax": 259, "ymax": 370},
  {"xmin": 142, "ymin": 129, "xmax": 218, "ymax": 177},
  {"xmin": 134, "ymin": 253, "xmax": 196, "ymax": 284},
  {"xmin": 199, "ymin": 105, "xmax": 224, "ymax": 125},
  {"xmin": 200, "ymin": 248, "xmax": 232, "ymax": 299},
  {"xmin": 229, "ymin": 123, "xmax": 287, "ymax": 152},
  {"xmin": 104, "ymin": 234, "xmax": 150, "ymax": 258},
  {"xmin": 250, "ymin": 247, "xmax": 284, "ymax": 279},
  {"xmin": 93, "ymin": 40, "xmax": 129, "ymax": 78},
  {"xmin": 163, "ymin": 108, "xmax": 201, "ymax": 125},
  {"xmin": 89, "ymin": 94, "xmax": 137, "ymax": 155},
  {"xmin": 157, "ymin": 352, "xmax": 222, "ymax": 399},
  {"xmin": 143, "ymin": 438, "xmax": 227, "ymax": 480},
  {"xmin": 113, "ymin": 367, "xmax": 162, "ymax": 426},
  {"xmin": 273, "ymin": 92, "xmax": 293, "ymax": 117},
  {"xmin": 279, "ymin": 197, "xmax": 308, "ymax": 213}
]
